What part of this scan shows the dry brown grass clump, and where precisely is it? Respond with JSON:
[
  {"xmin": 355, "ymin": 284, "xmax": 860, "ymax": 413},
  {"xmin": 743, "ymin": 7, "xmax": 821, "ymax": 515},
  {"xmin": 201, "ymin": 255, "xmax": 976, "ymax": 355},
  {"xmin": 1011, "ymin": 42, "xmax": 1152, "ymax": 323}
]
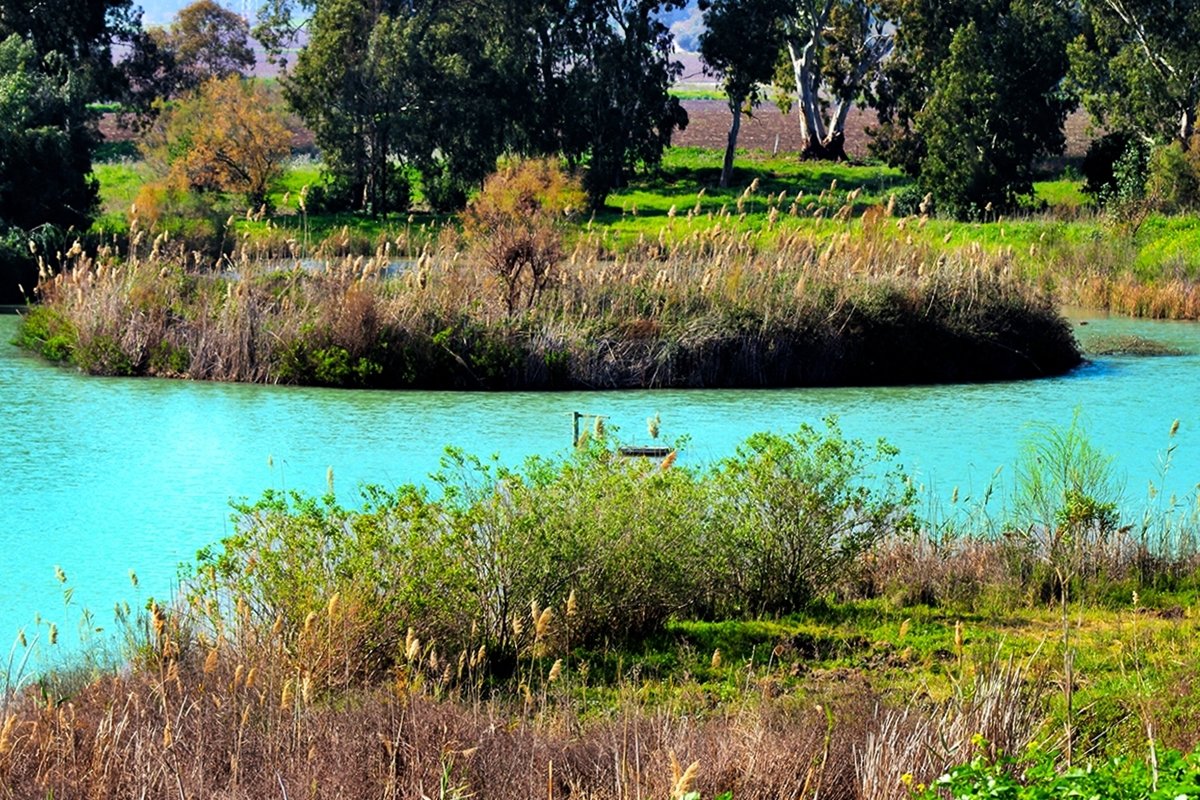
[
  {"xmin": 22, "ymin": 217, "xmax": 1081, "ymax": 389},
  {"xmin": 0, "ymin": 618, "xmax": 1046, "ymax": 800}
]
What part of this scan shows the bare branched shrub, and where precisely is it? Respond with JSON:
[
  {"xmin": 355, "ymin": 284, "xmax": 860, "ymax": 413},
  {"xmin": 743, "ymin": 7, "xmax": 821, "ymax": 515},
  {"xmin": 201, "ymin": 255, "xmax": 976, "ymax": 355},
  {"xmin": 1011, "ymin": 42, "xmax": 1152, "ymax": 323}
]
[{"xmin": 463, "ymin": 158, "xmax": 585, "ymax": 314}]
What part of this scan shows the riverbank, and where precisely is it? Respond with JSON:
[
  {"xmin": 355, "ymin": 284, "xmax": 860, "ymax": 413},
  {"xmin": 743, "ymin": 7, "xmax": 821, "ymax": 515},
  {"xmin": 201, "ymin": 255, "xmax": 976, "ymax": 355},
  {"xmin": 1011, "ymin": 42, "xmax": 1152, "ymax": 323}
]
[
  {"xmin": 5, "ymin": 424, "xmax": 1200, "ymax": 797},
  {"xmin": 14, "ymin": 226, "xmax": 1081, "ymax": 388}
]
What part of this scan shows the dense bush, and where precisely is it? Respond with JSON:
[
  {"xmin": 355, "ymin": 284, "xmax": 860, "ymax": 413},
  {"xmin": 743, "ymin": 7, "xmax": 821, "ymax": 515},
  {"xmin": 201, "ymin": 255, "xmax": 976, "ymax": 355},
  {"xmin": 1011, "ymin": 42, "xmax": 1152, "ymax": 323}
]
[
  {"xmin": 708, "ymin": 421, "xmax": 917, "ymax": 615},
  {"xmin": 1082, "ymin": 131, "xmax": 1150, "ymax": 207},
  {"xmin": 1146, "ymin": 138, "xmax": 1200, "ymax": 212},
  {"xmin": 189, "ymin": 425, "xmax": 914, "ymax": 680}
]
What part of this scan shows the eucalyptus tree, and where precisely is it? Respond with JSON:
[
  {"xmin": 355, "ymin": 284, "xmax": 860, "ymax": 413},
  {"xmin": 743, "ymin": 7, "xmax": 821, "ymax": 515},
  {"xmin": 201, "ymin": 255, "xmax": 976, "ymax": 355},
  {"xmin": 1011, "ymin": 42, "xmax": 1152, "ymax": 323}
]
[
  {"xmin": 871, "ymin": 0, "xmax": 1075, "ymax": 217},
  {"xmin": 1072, "ymin": 0, "xmax": 1200, "ymax": 147},
  {"xmin": 700, "ymin": 0, "xmax": 788, "ymax": 186},
  {"xmin": 257, "ymin": 0, "xmax": 687, "ymax": 210},
  {"xmin": 779, "ymin": 0, "xmax": 893, "ymax": 160}
]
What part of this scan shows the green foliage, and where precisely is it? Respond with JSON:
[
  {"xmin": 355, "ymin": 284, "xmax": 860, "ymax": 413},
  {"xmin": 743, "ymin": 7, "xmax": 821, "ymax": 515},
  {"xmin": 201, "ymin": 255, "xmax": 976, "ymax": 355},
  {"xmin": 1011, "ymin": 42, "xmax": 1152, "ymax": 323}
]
[
  {"xmin": 709, "ymin": 418, "xmax": 917, "ymax": 614},
  {"xmin": 1146, "ymin": 139, "xmax": 1200, "ymax": 213},
  {"xmin": 189, "ymin": 426, "xmax": 913, "ymax": 673},
  {"xmin": 0, "ymin": 35, "xmax": 98, "ymax": 232},
  {"xmin": 699, "ymin": 0, "xmax": 787, "ymax": 185},
  {"xmin": 915, "ymin": 745, "xmax": 1200, "ymax": 800},
  {"xmin": 1071, "ymin": 0, "xmax": 1200, "ymax": 148},
  {"xmin": 910, "ymin": 2, "xmax": 1074, "ymax": 218},
  {"xmin": 286, "ymin": 1, "xmax": 511, "ymax": 215},
  {"xmin": 12, "ymin": 306, "xmax": 76, "ymax": 361},
  {"xmin": 1011, "ymin": 414, "xmax": 1122, "ymax": 594},
  {"xmin": 1082, "ymin": 132, "xmax": 1150, "ymax": 207}
]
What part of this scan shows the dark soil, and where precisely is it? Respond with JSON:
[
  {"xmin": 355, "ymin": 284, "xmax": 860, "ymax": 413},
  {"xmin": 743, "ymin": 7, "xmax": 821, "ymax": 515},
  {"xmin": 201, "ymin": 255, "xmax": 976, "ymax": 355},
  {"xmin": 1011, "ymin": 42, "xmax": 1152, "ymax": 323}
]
[{"xmin": 674, "ymin": 100, "xmax": 1096, "ymax": 163}]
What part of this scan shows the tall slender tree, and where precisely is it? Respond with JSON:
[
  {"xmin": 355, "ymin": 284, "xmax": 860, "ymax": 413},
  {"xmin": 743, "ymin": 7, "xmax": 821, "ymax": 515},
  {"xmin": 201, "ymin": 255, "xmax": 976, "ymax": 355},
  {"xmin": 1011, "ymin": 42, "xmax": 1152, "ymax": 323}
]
[{"xmin": 700, "ymin": 0, "xmax": 788, "ymax": 186}]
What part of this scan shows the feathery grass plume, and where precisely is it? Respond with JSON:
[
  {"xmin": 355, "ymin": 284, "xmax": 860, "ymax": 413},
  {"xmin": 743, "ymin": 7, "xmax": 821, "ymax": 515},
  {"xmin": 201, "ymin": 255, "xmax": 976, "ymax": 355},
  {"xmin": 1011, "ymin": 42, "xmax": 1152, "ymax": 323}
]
[
  {"xmin": 548, "ymin": 659, "xmax": 563, "ymax": 682},
  {"xmin": 512, "ymin": 614, "xmax": 525, "ymax": 639},
  {"xmin": 279, "ymin": 679, "xmax": 294, "ymax": 710},
  {"xmin": 129, "ymin": 569, "xmax": 138, "ymax": 588},
  {"xmin": 0, "ymin": 715, "xmax": 15, "ymax": 757},
  {"xmin": 54, "ymin": 566, "xmax": 66, "ymax": 583},
  {"xmin": 302, "ymin": 611, "xmax": 317, "ymax": 637},
  {"xmin": 899, "ymin": 619, "xmax": 911, "ymax": 641},
  {"xmin": 531, "ymin": 599, "xmax": 541, "ymax": 627},
  {"xmin": 1171, "ymin": 419, "xmax": 1181, "ymax": 437},
  {"xmin": 301, "ymin": 673, "xmax": 313, "ymax": 705},
  {"xmin": 203, "ymin": 648, "xmax": 219, "ymax": 675},
  {"xmin": 647, "ymin": 413, "xmax": 661, "ymax": 440},
  {"xmin": 163, "ymin": 721, "xmax": 173, "ymax": 748},
  {"xmin": 660, "ymin": 451, "xmax": 677, "ymax": 471},
  {"xmin": 711, "ymin": 649, "xmax": 721, "ymax": 670},
  {"xmin": 406, "ymin": 635, "xmax": 422, "ymax": 664},
  {"xmin": 670, "ymin": 753, "xmax": 701, "ymax": 799},
  {"xmin": 954, "ymin": 621, "xmax": 964, "ymax": 656},
  {"xmin": 567, "ymin": 590, "xmax": 578, "ymax": 618},
  {"xmin": 535, "ymin": 607, "xmax": 553, "ymax": 641},
  {"xmin": 327, "ymin": 592, "xmax": 340, "ymax": 621},
  {"xmin": 48, "ymin": 624, "xmax": 57, "ymax": 646},
  {"xmin": 233, "ymin": 664, "xmax": 245, "ymax": 689},
  {"xmin": 593, "ymin": 416, "xmax": 605, "ymax": 439}
]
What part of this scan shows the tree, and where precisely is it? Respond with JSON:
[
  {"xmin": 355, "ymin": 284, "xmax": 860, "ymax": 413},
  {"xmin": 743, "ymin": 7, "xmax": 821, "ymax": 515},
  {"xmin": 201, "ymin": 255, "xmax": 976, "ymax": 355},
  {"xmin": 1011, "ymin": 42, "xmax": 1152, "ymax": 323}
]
[
  {"xmin": 1071, "ymin": 0, "xmax": 1200, "ymax": 148},
  {"xmin": 700, "ymin": 0, "xmax": 788, "ymax": 186},
  {"xmin": 553, "ymin": 0, "xmax": 689, "ymax": 206},
  {"xmin": 0, "ymin": 34, "xmax": 100, "ymax": 301},
  {"xmin": 0, "ymin": 0, "xmax": 142, "ymax": 98},
  {"xmin": 154, "ymin": 0, "xmax": 256, "ymax": 95},
  {"xmin": 262, "ymin": 0, "xmax": 687, "ymax": 211},
  {"xmin": 142, "ymin": 76, "xmax": 290, "ymax": 209},
  {"xmin": 873, "ymin": 0, "xmax": 1074, "ymax": 216},
  {"xmin": 778, "ymin": 0, "xmax": 893, "ymax": 160}
]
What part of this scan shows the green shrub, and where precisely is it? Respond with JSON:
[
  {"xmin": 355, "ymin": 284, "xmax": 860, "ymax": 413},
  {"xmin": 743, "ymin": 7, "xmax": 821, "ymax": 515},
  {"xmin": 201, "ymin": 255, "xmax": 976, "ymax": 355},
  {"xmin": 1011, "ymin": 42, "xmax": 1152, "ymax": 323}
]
[
  {"xmin": 707, "ymin": 418, "xmax": 917, "ymax": 615},
  {"xmin": 1147, "ymin": 139, "xmax": 1200, "ymax": 212},
  {"xmin": 915, "ymin": 745, "xmax": 1200, "ymax": 800},
  {"xmin": 13, "ymin": 305, "xmax": 75, "ymax": 362},
  {"xmin": 186, "ymin": 426, "xmax": 914, "ymax": 677}
]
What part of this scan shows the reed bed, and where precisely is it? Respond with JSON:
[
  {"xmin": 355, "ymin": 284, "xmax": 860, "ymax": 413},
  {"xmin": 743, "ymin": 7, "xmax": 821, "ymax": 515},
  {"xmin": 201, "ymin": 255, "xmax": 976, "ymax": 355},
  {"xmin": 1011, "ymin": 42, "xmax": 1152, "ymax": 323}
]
[
  {"xmin": 0, "ymin": 658, "xmax": 1027, "ymax": 800},
  {"xmin": 19, "ymin": 217, "xmax": 1081, "ymax": 388}
]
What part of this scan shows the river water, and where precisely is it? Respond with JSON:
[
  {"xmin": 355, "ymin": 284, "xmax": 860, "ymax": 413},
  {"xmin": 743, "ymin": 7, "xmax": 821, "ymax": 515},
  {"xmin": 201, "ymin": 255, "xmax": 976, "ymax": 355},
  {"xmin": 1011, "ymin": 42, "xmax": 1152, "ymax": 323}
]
[{"xmin": 2, "ymin": 312, "xmax": 1198, "ymax": 657}]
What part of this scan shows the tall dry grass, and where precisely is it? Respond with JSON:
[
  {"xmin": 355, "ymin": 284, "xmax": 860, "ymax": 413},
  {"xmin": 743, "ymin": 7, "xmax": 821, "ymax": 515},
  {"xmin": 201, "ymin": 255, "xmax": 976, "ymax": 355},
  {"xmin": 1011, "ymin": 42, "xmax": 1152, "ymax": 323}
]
[
  {"xmin": 23, "ymin": 209, "xmax": 1080, "ymax": 388},
  {"xmin": 0, "ymin": 592, "xmax": 1049, "ymax": 800}
]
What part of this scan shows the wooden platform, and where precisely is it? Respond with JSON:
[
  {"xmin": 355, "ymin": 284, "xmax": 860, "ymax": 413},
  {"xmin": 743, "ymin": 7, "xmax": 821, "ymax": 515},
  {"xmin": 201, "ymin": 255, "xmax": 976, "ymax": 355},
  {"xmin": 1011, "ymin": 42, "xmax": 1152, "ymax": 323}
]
[{"xmin": 618, "ymin": 446, "xmax": 672, "ymax": 458}]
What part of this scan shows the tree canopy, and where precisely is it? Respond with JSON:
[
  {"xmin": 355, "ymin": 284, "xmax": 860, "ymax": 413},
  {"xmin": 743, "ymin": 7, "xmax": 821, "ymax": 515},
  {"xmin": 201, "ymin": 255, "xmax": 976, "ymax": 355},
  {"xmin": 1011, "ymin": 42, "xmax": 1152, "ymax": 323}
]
[
  {"xmin": 1072, "ymin": 0, "xmax": 1200, "ymax": 148},
  {"xmin": 872, "ymin": 0, "xmax": 1074, "ymax": 217}
]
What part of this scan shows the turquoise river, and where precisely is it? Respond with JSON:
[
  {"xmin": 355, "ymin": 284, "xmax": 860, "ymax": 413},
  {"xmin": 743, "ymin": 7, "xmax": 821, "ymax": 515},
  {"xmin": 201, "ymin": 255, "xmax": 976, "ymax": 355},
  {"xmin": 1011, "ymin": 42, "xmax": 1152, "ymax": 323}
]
[{"xmin": 2, "ymin": 312, "xmax": 1199, "ymax": 662}]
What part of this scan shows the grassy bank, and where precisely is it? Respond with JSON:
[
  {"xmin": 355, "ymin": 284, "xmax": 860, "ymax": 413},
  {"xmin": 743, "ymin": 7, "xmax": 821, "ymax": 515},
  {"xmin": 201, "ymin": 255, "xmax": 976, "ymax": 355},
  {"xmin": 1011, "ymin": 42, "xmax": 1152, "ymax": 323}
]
[
  {"xmin": 86, "ymin": 147, "xmax": 1200, "ymax": 323},
  {"xmin": 5, "ymin": 422, "xmax": 1200, "ymax": 797}
]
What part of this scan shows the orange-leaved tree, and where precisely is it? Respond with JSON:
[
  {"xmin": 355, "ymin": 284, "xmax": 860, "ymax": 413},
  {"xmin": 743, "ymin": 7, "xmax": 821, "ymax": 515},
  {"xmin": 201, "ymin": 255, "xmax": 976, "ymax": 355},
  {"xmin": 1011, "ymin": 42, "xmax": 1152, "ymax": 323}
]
[{"xmin": 140, "ymin": 76, "xmax": 291, "ymax": 210}]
